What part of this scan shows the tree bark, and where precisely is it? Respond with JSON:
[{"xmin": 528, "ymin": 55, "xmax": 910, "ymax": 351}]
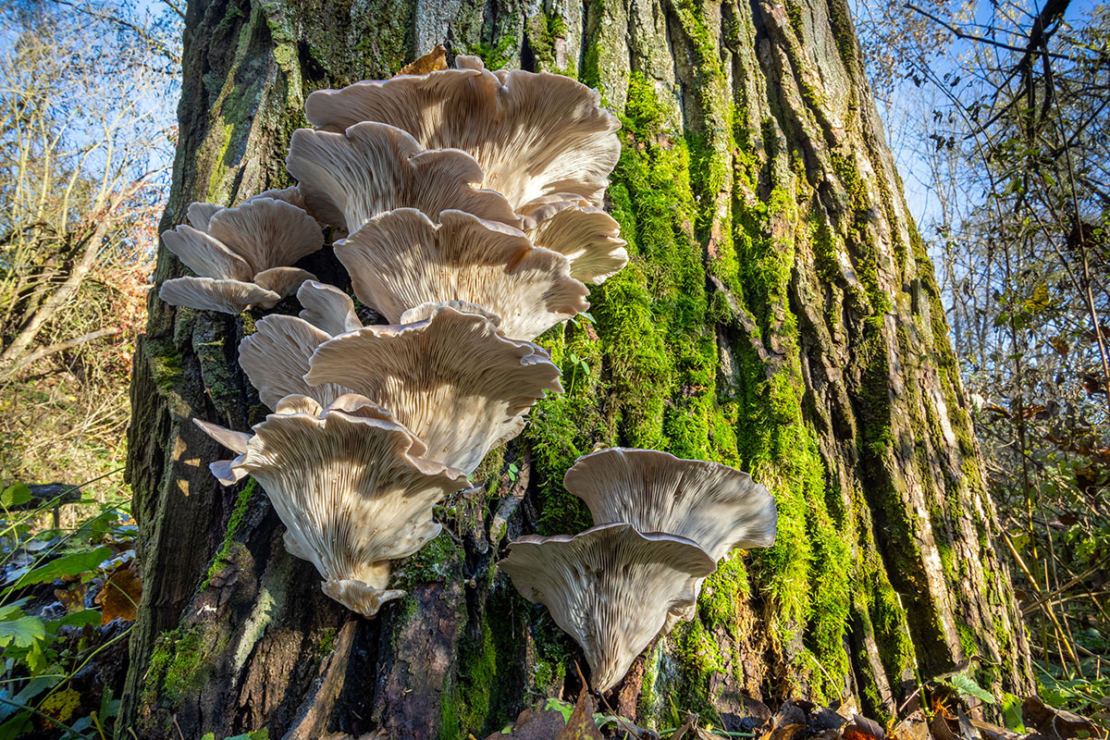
[{"xmin": 119, "ymin": 0, "xmax": 1035, "ymax": 737}]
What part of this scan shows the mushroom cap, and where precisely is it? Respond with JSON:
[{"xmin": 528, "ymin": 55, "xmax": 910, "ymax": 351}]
[
  {"xmin": 159, "ymin": 277, "xmax": 281, "ymax": 314},
  {"xmin": 304, "ymin": 56, "xmax": 621, "ymax": 208},
  {"xmin": 563, "ymin": 448, "xmax": 778, "ymax": 560},
  {"xmin": 239, "ymin": 314, "xmax": 353, "ymax": 409},
  {"xmin": 500, "ymin": 523, "xmax": 716, "ymax": 692},
  {"xmin": 286, "ymin": 121, "xmax": 519, "ymax": 233},
  {"xmin": 162, "ymin": 225, "xmax": 253, "ymax": 281},
  {"xmin": 192, "ymin": 418, "xmax": 251, "ymax": 486},
  {"xmin": 297, "ymin": 280, "xmax": 362, "ymax": 336},
  {"xmin": 230, "ymin": 395, "xmax": 467, "ymax": 618},
  {"xmin": 336, "ymin": 208, "xmax": 589, "ymax": 341},
  {"xmin": 305, "ymin": 303, "xmax": 562, "ymax": 473},
  {"xmin": 519, "ymin": 195, "xmax": 629, "ymax": 285},
  {"xmin": 205, "ymin": 197, "xmax": 323, "ymax": 275}
]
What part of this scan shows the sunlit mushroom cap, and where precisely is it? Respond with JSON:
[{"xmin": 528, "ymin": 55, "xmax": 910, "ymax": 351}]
[
  {"xmin": 297, "ymin": 280, "xmax": 362, "ymax": 336},
  {"xmin": 305, "ymin": 304, "xmax": 562, "ymax": 473},
  {"xmin": 517, "ymin": 195, "xmax": 629, "ymax": 285},
  {"xmin": 193, "ymin": 418, "xmax": 251, "ymax": 485},
  {"xmin": 304, "ymin": 56, "xmax": 621, "ymax": 208},
  {"xmin": 500, "ymin": 523, "xmax": 716, "ymax": 692},
  {"xmin": 159, "ymin": 198, "xmax": 323, "ymax": 313},
  {"xmin": 159, "ymin": 277, "xmax": 286, "ymax": 314},
  {"xmin": 336, "ymin": 208, "xmax": 589, "ymax": 341},
  {"xmin": 286, "ymin": 122, "xmax": 519, "ymax": 233},
  {"xmin": 239, "ymin": 315, "xmax": 353, "ymax": 409},
  {"xmin": 563, "ymin": 448, "xmax": 778, "ymax": 558},
  {"xmin": 217, "ymin": 394, "xmax": 466, "ymax": 617}
]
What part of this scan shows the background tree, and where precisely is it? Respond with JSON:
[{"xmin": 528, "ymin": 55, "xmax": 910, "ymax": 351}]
[
  {"xmin": 121, "ymin": 0, "xmax": 1035, "ymax": 737},
  {"xmin": 0, "ymin": 0, "xmax": 180, "ymax": 491},
  {"xmin": 853, "ymin": 0, "xmax": 1110, "ymax": 708}
]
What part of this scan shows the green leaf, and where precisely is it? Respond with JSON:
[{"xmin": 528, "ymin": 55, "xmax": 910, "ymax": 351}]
[
  {"xmin": 0, "ymin": 615, "xmax": 46, "ymax": 648},
  {"xmin": 52, "ymin": 609, "xmax": 101, "ymax": 630},
  {"xmin": 1000, "ymin": 693, "xmax": 1026, "ymax": 732},
  {"xmin": 1, "ymin": 484, "xmax": 31, "ymax": 508},
  {"xmin": 951, "ymin": 672, "xmax": 996, "ymax": 703},
  {"xmin": 543, "ymin": 697, "xmax": 574, "ymax": 723},
  {"xmin": 13, "ymin": 546, "xmax": 111, "ymax": 587}
]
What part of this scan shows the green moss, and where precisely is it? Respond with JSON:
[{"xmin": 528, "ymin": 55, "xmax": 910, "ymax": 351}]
[
  {"xmin": 201, "ymin": 478, "xmax": 258, "ymax": 590},
  {"xmin": 144, "ymin": 627, "xmax": 207, "ymax": 705}
]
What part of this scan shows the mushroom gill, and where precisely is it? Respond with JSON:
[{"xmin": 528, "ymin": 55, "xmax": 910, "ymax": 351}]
[
  {"xmin": 238, "ymin": 314, "xmax": 353, "ymax": 409},
  {"xmin": 286, "ymin": 121, "xmax": 519, "ymax": 234},
  {"xmin": 159, "ymin": 196, "xmax": 323, "ymax": 314},
  {"xmin": 499, "ymin": 523, "xmax": 716, "ymax": 692},
  {"xmin": 303, "ymin": 56, "xmax": 621, "ymax": 209},
  {"xmin": 335, "ymin": 208, "xmax": 588, "ymax": 341},
  {"xmin": 305, "ymin": 303, "xmax": 562, "ymax": 474},
  {"xmin": 517, "ymin": 194, "xmax": 629, "ymax": 285},
  {"xmin": 199, "ymin": 394, "xmax": 467, "ymax": 618}
]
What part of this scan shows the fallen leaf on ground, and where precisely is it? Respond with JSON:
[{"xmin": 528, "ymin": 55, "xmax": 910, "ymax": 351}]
[{"xmin": 95, "ymin": 564, "xmax": 142, "ymax": 624}]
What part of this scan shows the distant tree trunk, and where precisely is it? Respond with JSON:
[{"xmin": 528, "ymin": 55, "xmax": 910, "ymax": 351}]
[{"xmin": 119, "ymin": 0, "xmax": 1035, "ymax": 736}]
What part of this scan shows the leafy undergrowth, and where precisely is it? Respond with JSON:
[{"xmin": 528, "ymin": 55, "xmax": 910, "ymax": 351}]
[{"xmin": 0, "ymin": 482, "xmax": 138, "ymax": 739}]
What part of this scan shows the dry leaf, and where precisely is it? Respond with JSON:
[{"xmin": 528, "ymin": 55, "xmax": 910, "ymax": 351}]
[
  {"xmin": 54, "ymin": 583, "xmax": 87, "ymax": 613},
  {"xmin": 95, "ymin": 565, "xmax": 142, "ymax": 624},
  {"xmin": 398, "ymin": 44, "xmax": 447, "ymax": 76}
]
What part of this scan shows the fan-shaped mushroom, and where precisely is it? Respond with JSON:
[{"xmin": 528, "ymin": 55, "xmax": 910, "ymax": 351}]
[
  {"xmin": 200, "ymin": 394, "xmax": 467, "ymax": 617},
  {"xmin": 286, "ymin": 121, "xmax": 519, "ymax": 233},
  {"xmin": 336, "ymin": 208, "xmax": 588, "ymax": 340},
  {"xmin": 564, "ymin": 448, "xmax": 778, "ymax": 558},
  {"xmin": 305, "ymin": 303, "xmax": 561, "ymax": 473},
  {"xmin": 158, "ymin": 198, "xmax": 323, "ymax": 314},
  {"xmin": 296, "ymin": 280, "xmax": 363, "ymax": 336},
  {"xmin": 517, "ymin": 195, "xmax": 629, "ymax": 285},
  {"xmin": 238, "ymin": 314, "xmax": 353, "ymax": 409},
  {"xmin": 500, "ymin": 523, "xmax": 715, "ymax": 691},
  {"xmin": 304, "ymin": 56, "xmax": 621, "ymax": 209}
]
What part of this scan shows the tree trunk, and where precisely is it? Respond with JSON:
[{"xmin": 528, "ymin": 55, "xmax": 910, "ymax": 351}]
[{"xmin": 119, "ymin": 0, "xmax": 1035, "ymax": 737}]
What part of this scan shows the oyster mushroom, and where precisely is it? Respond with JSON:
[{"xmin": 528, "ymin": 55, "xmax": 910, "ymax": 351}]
[
  {"xmin": 286, "ymin": 121, "xmax": 519, "ymax": 234},
  {"xmin": 296, "ymin": 280, "xmax": 363, "ymax": 336},
  {"xmin": 238, "ymin": 314, "xmax": 353, "ymax": 409},
  {"xmin": 517, "ymin": 195, "xmax": 629, "ymax": 285},
  {"xmin": 159, "ymin": 197, "xmax": 323, "ymax": 314},
  {"xmin": 563, "ymin": 448, "xmax": 778, "ymax": 558},
  {"xmin": 335, "ymin": 208, "xmax": 589, "ymax": 340},
  {"xmin": 304, "ymin": 56, "xmax": 621, "ymax": 209},
  {"xmin": 305, "ymin": 303, "xmax": 561, "ymax": 473},
  {"xmin": 499, "ymin": 523, "xmax": 715, "ymax": 692},
  {"xmin": 200, "ymin": 394, "xmax": 467, "ymax": 617}
]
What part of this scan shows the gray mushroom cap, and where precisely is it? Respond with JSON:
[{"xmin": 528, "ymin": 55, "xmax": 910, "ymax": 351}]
[
  {"xmin": 303, "ymin": 56, "xmax": 621, "ymax": 209},
  {"xmin": 296, "ymin": 280, "xmax": 363, "ymax": 336},
  {"xmin": 335, "ymin": 208, "xmax": 589, "ymax": 341},
  {"xmin": 500, "ymin": 523, "xmax": 716, "ymax": 692},
  {"xmin": 305, "ymin": 303, "xmax": 562, "ymax": 473},
  {"xmin": 563, "ymin": 448, "xmax": 778, "ymax": 559},
  {"xmin": 159, "ymin": 277, "xmax": 283, "ymax": 314}
]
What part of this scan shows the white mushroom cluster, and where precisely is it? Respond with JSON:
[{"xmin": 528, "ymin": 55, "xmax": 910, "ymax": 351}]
[
  {"xmin": 500, "ymin": 448, "xmax": 778, "ymax": 692},
  {"xmin": 162, "ymin": 55, "xmax": 630, "ymax": 617}
]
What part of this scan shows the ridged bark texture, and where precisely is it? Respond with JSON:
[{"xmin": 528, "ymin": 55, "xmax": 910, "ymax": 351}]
[{"xmin": 119, "ymin": 0, "xmax": 1035, "ymax": 737}]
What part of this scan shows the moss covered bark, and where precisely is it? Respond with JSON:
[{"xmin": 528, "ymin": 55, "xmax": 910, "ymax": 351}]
[{"xmin": 120, "ymin": 0, "xmax": 1034, "ymax": 736}]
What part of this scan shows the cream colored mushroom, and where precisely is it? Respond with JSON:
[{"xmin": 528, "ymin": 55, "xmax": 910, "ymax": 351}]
[
  {"xmin": 517, "ymin": 195, "xmax": 629, "ymax": 285},
  {"xmin": 297, "ymin": 280, "xmax": 362, "ymax": 336},
  {"xmin": 305, "ymin": 303, "xmax": 562, "ymax": 473},
  {"xmin": 201, "ymin": 394, "xmax": 467, "ymax": 617},
  {"xmin": 286, "ymin": 121, "xmax": 519, "ymax": 233},
  {"xmin": 335, "ymin": 209, "xmax": 589, "ymax": 340},
  {"xmin": 499, "ymin": 523, "xmax": 715, "ymax": 692},
  {"xmin": 304, "ymin": 56, "xmax": 621, "ymax": 208},
  {"xmin": 563, "ymin": 448, "xmax": 778, "ymax": 558},
  {"xmin": 238, "ymin": 314, "xmax": 352, "ymax": 409},
  {"xmin": 159, "ymin": 277, "xmax": 283, "ymax": 314},
  {"xmin": 158, "ymin": 197, "xmax": 323, "ymax": 314}
]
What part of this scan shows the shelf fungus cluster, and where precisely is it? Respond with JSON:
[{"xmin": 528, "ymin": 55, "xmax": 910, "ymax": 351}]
[
  {"xmin": 500, "ymin": 448, "xmax": 778, "ymax": 692},
  {"xmin": 164, "ymin": 55, "xmax": 633, "ymax": 617}
]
